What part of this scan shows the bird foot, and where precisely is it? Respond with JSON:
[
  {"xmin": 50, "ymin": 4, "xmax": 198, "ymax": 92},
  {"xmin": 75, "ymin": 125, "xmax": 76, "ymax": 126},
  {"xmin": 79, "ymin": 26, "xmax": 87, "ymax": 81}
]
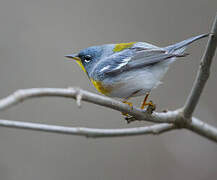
[
  {"xmin": 124, "ymin": 115, "xmax": 136, "ymax": 123},
  {"xmin": 121, "ymin": 101, "xmax": 133, "ymax": 119},
  {"xmin": 145, "ymin": 101, "xmax": 156, "ymax": 114},
  {"xmin": 140, "ymin": 100, "xmax": 156, "ymax": 110},
  {"xmin": 140, "ymin": 93, "xmax": 156, "ymax": 114}
]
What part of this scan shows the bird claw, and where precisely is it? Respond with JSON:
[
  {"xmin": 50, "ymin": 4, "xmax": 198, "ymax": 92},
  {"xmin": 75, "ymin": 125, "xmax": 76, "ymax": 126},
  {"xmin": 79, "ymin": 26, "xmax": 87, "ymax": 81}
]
[
  {"xmin": 121, "ymin": 97, "xmax": 156, "ymax": 123},
  {"xmin": 124, "ymin": 115, "xmax": 136, "ymax": 123},
  {"xmin": 146, "ymin": 101, "xmax": 156, "ymax": 114},
  {"xmin": 121, "ymin": 101, "xmax": 134, "ymax": 121},
  {"xmin": 141, "ymin": 99, "xmax": 156, "ymax": 112}
]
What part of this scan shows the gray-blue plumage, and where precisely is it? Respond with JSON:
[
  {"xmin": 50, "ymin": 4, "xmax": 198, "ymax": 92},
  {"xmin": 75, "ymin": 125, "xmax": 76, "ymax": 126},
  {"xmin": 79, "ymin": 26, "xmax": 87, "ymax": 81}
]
[
  {"xmin": 100, "ymin": 34, "xmax": 209, "ymax": 77},
  {"xmin": 165, "ymin": 33, "xmax": 208, "ymax": 53},
  {"xmin": 67, "ymin": 34, "xmax": 208, "ymax": 98}
]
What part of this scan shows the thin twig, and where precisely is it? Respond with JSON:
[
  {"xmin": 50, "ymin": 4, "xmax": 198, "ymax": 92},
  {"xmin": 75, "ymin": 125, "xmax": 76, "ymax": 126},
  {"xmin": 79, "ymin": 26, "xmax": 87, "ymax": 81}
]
[
  {"xmin": 0, "ymin": 119, "xmax": 175, "ymax": 138},
  {"xmin": 186, "ymin": 117, "xmax": 217, "ymax": 142},
  {"xmin": 183, "ymin": 14, "xmax": 217, "ymax": 118},
  {"xmin": 75, "ymin": 88, "xmax": 83, "ymax": 108},
  {"xmin": 0, "ymin": 88, "xmax": 179, "ymax": 124}
]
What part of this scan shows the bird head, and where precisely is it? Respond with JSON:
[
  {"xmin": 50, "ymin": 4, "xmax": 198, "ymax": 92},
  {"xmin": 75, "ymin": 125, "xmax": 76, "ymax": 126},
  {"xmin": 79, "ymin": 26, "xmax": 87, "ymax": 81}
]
[{"xmin": 65, "ymin": 44, "xmax": 115, "ymax": 76}]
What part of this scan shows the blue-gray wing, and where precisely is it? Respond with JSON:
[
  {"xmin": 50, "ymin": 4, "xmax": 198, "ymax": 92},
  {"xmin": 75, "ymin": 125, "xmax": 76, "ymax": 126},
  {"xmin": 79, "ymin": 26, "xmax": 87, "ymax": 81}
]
[
  {"xmin": 97, "ymin": 34, "xmax": 207, "ymax": 77},
  {"xmin": 100, "ymin": 48, "xmax": 183, "ymax": 76}
]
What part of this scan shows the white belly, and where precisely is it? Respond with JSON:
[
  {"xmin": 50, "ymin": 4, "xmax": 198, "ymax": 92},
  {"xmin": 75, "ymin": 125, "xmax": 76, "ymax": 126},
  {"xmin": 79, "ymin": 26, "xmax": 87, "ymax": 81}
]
[{"xmin": 103, "ymin": 60, "xmax": 172, "ymax": 99}]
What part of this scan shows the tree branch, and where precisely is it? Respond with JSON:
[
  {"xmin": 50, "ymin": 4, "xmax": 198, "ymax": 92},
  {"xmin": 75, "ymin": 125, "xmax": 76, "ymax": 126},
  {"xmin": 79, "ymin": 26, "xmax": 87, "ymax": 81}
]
[
  {"xmin": 186, "ymin": 117, "xmax": 217, "ymax": 142},
  {"xmin": 183, "ymin": 14, "xmax": 217, "ymax": 118},
  {"xmin": 0, "ymin": 87, "xmax": 179, "ymax": 124},
  {"xmin": 0, "ymin": 87, "xmax": 217, "ymax": 141},
  {"xmin": 0, "ymin": 119, "xmax": 175, "ymax": 138}
]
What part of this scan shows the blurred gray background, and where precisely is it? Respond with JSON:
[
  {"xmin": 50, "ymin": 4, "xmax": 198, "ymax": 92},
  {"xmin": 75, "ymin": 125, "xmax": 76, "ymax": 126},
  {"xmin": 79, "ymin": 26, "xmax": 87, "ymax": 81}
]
[{"xmin": 0, "ymin": 0, "xmax": 216, "ymax": 179}]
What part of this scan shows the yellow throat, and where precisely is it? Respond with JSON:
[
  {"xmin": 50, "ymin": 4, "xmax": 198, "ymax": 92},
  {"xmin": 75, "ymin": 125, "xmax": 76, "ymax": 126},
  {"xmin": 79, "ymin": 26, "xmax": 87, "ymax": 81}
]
[
  {"xmin": 76, "ymin": 61, "xmax": 87, "ymax": 73},
  {"xmin": 73, "ymin": 59, "xmax": 111, "ymax": 95}
]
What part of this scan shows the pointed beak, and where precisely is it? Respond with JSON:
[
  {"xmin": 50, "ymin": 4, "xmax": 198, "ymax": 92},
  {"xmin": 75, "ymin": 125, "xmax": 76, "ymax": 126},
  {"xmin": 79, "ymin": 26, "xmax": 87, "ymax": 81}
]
[{"xmin": 64, "ymin": 53, "xmax": 81, "ymax": 61}]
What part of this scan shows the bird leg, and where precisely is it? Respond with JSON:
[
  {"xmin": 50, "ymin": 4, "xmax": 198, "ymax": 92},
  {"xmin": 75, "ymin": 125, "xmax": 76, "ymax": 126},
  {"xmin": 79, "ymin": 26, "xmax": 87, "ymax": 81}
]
[
  {"xmin": 140, "ymin": 93, "xmax": 156, "ymax": 112},
  {"xmin": 122, "ymin": 101, "xmax": 133, "ymax": 107},
  {"xmin": 122, "ymin": 100, "xmax": 133, "ymax": 116},
  {"xmin": 122, "ymin": 100, "xmax": 135, "ymax": 123}
]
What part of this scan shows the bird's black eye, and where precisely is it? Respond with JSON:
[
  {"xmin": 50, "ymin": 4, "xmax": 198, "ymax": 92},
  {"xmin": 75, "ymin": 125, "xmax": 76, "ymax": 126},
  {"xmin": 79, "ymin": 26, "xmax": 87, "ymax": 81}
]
[{"xmin": 84, "ymin": 55, "xmax": 92, "ymax": 63}]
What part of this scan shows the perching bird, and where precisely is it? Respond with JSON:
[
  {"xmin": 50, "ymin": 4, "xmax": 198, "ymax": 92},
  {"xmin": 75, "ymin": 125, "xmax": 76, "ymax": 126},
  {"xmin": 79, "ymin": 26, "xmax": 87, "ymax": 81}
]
[{"xmin": 65, "ymin": 34, "xmax": 208, "ymax": 112}]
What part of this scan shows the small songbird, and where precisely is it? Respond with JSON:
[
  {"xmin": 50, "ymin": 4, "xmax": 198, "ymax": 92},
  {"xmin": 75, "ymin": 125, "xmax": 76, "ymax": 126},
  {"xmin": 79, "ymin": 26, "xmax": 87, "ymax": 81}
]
[{"xmin": 65, "ymin": 34, "xmax": 208, "ymax": 112}]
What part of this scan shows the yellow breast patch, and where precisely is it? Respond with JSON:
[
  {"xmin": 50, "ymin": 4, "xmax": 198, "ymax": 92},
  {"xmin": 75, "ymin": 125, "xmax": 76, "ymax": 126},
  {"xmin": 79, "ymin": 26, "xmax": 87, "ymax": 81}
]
[
  {"xmin": 113, "ymin": 42, "xmax": 136, "ymax": 52},
  {"xmin": 90, "ymin": 79, "xmax": 112, "ymax": 95}
]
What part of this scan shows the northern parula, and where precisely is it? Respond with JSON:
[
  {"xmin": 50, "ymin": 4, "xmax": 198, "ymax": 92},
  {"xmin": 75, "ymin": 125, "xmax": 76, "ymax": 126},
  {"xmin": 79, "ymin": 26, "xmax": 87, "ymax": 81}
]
[{"xmin": 65, "ymin": 34, "xmax": 208, "ymax": 110}]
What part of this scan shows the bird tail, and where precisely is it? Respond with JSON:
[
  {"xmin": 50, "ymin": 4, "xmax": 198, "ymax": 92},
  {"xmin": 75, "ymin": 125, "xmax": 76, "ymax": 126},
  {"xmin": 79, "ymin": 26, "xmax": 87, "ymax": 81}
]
[{"xmin": 165, "ymin": 33, "xmax": 209, "ymax": 54}]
